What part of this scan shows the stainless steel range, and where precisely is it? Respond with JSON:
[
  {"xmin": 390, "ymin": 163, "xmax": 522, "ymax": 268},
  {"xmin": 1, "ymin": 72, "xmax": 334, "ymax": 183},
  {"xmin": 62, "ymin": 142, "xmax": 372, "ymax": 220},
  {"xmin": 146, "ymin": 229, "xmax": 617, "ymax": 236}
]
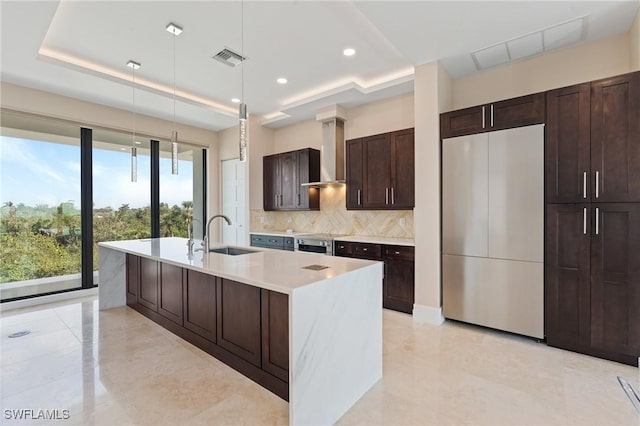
[{"xmin": 295, "ymin": 233, "xmax": 347, "ymax": 255}]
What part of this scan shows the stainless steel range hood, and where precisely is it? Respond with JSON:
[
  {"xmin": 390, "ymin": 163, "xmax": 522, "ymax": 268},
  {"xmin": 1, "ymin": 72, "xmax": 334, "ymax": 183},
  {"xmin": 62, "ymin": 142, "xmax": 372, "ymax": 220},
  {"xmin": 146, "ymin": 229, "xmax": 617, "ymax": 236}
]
[{"xmin": 301, "ymin": 111, "xmax": 346, "ymax": 188}]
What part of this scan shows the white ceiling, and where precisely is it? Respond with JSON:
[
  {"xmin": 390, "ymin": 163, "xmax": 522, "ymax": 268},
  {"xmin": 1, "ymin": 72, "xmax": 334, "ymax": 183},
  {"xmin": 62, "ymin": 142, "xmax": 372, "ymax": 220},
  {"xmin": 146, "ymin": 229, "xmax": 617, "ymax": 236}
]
[{"xmin": 1, "ymin": 1, "xmax": 638, "ymax": 131}]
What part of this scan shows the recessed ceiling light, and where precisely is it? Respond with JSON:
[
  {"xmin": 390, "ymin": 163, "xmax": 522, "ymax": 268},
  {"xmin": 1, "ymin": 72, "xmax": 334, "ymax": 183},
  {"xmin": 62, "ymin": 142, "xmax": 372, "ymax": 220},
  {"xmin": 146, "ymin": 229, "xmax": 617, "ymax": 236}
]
[
  {"xmin": 126, "ymin": 60, "xmax": 141, "ymax": 70},
  {"xmin": 231, "ymin": 98, "xmax": 240, "ymax": 104},
  {"xmin": 120, "ymin": 148, "xmax": 127, "ymax": 151},
  {"xmin": 165, "ymin": 23, "xmax": 183, "ymax": 36},
  {"xmin": 134, "ymin": 141, "xmax": 141, "ymax": 145},
  {"xmin": 277, "ymin": 77, "xmax": 288, "ymax": 85},
  {"xmin": 343, "ymin": 48, "xmax": 356, "ymax": 57}
]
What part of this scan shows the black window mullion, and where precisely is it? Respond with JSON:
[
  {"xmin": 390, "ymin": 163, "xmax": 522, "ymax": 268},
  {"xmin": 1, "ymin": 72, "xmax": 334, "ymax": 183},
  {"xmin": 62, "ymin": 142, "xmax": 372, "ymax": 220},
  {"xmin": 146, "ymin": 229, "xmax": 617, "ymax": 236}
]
[
  {"xmin": 202, "ymin": 148, "xmax": 207, "ymax": 223},
  {"xmin": 151, "ymin": 139, "xmax": 160, "ymax": 238},
  {"xmin": 80, "ymin": 127, "xmax": 93, "ymax": 288}
]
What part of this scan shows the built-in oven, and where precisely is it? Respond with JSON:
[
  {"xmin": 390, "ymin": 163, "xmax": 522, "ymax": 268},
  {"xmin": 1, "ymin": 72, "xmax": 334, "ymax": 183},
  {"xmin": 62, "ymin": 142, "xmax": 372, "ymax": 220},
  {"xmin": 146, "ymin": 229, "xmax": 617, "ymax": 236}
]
[{"xmin": 295, "ymin": 234, "xmax": 346, "ymax": 256}]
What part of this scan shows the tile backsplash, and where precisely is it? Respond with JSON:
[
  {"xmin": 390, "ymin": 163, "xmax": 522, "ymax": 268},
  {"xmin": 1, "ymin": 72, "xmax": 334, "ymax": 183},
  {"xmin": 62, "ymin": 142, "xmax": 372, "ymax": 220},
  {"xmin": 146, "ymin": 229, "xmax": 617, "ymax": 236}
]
[{"xmin": 250, "ymin": 186, "xmax": 414, "ymax": 238}]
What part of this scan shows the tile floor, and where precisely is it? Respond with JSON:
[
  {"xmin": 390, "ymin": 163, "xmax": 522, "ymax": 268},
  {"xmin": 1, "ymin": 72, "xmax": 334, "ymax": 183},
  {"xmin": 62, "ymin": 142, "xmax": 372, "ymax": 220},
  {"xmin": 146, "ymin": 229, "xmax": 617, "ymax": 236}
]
[{"xmin": 1, "ymin": 296, "xmax": 638, "ymax": 425}]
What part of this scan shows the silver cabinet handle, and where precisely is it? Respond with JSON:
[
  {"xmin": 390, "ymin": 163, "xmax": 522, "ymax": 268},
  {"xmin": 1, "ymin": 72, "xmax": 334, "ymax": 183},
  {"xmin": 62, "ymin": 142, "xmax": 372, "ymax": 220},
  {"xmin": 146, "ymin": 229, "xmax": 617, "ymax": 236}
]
[
  {"xmin": 362, "ymin": 248, "xmax": 368, "ymax": 251},
  {"xmin": 490, "ymin": 104, "xmax": 494, "ymax": 127},
  {"xmin": 482, "ymin": 106, "xmax": 486, "ymax": 129},
  {"xmin": 595, "ymin": 171, "xmax": 599, "ymax": 198},
  {"xmin": 275, "ymin": 194, "xmax": 278, "ymax": 206},
  {"xmin": 357, "ymin": 189, "xmax": 361, "ymax": 206},
  {"xmin": 583, "ymin": 172, "xmax": 587, "ymax": 199},
  {"xmin": 391, "ymin": 187, "xmax": 395, "ymax": 204},
  {"xmin": 595, "ymin": 207, "xmax": 599, "ymax": 235},
  {"xmin": 385, "ymin": 187, "xmax": 389, "ymax": 205},
  {"xmin": 583, "ymin": 208, "xmax": 587, "ymax": 235}
]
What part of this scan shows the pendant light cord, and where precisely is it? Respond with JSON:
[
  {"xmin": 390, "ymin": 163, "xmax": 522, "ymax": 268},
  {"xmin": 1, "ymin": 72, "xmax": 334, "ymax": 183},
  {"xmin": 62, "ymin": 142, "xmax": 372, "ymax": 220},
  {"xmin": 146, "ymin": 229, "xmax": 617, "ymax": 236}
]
[
  {"xmin": 132, "ymin": 67, "xmax": 136, "ymax": 144},
  {"xmin": 241, "ymin": 0, "xmax": 244, "ymax": 103},
  {"xmin": 173, "ymin": 32, "xmax": 176, "ymax": 131}
]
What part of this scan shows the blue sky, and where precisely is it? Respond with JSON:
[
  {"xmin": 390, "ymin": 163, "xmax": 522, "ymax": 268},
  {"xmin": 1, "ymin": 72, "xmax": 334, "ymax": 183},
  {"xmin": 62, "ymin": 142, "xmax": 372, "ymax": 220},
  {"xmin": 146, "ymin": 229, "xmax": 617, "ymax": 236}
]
[{"xmin": 1, "ymin": 136, "xmax": 193, "ymax": 209}]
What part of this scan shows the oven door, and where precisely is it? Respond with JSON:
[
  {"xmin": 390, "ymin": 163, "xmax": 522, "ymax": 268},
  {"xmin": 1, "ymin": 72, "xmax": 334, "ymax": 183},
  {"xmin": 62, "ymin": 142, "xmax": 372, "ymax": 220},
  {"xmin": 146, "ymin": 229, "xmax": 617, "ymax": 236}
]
[{"xmin": 297, "ymin": 244, "xmax": 328, "ymax": 255}]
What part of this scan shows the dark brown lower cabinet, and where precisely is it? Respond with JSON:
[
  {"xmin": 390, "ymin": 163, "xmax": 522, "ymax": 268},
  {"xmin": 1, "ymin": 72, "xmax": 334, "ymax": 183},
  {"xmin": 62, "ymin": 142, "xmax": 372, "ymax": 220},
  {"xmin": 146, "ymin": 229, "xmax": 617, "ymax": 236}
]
[
  {"xmin": 335, "ymin": 241, "xmax": 414, "ymax": 314},
  {"xmin": 158, "ymin": 263, "xmax": 184, "ymax": 325},
  {"xmin": 126, "ymin": 254, "xmax": 139, "ymax": 305},
  {"xmin": 183, "ymin": 269, "xmax": 217, "ymax": 343},
  {"xmin": 546, "ymin": 203, "xmax": 640, "ymax": 365},
  {"xmin": 216, "ymin": 278, "xmax": 262, "ymax": 367},
  {"xmin": 138, "ymin": 257, "xmax": 159, "ymax": 312},
  {"xmin": 261, "ymin": 289, "xmax": 289, "ymax": 382},
  {"xmin": 125, "ymin": 257, "xmax": 290, "ymax": 400}
]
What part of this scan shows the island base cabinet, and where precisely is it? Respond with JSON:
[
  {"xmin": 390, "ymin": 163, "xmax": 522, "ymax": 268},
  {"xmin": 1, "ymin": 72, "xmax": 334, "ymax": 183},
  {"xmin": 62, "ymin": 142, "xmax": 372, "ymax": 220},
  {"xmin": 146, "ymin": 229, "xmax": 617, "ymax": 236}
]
[
  {"xmin": 183, "ymin": 270, "xmax": 217, "ymax": 343},
  {"xmin": 261, "ymin": 289, "xmax": 289, "ymax": 382},
  {"xmin": 217, "ymin": 278, "xmax": 262, "ymax": 367},
  {"xmin": 125, "ymin": 256, "xmax": 290, "ymax": 400},
  {"xmin": 158, "ymin": 263, "xmax": 184, "ymax": 325}
]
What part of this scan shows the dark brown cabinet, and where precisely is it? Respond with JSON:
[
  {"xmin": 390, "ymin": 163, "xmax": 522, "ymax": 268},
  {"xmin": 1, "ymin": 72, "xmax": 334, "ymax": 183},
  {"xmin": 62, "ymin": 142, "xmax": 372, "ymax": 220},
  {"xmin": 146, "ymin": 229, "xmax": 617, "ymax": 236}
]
[
  {"xmin": 261, "ymin": 289, "xmax": 289, "ymax": 382},
  {"xmin": 183, "ymin": 269, "xmax": 217, "ymax": 343},
  {"xmin": 138, "ymin": 257, "xmax": 159, "ymax": 312},
  {"xmin": 546, "ymin": 203, "xmax": 640, "ymax": 365},
  {"xmin": 217, "ymin": 278, "xmax": 262, "ymax": 367},
  {"xmin": 126, "ymin": 256, "xmax": 290, "ymax": 400},
  {"xmin": 440, "ymin": 92, "xmax": 545, "ymax": 139},
  {"xmin": 158, "ymin": 263, "xmax": 183, "ymax": 325},
  {"xmin": 263, "ymin": 148, "xmax": 320, "ymax": 211},
  {"xmin": 546, "ymin": 72, "xmax": 640, "ymax": 204},
  {"xmin": 126, "ymin": 254, "xmax": 139, "ymax": 305},
  {"xmin": 335, "ymin": 240, "xmax": 414, "ymax": 314},
  {"xmin": 346, "ymin": 128, "xmax": 414, "ymax": 210}
]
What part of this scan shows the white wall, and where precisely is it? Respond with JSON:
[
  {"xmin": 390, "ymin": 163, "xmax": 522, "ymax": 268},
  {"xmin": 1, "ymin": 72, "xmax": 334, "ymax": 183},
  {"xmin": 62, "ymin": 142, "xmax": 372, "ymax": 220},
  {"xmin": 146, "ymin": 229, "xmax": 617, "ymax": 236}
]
[
  {"xmin": 452, "ymin": 33, "xmax": 631, "ymax": 109},
  {"xmin": 631, "ymin": 8, "xmax": 640, "ymax": 71},
  {"xmin": 413, "ymin": 62, "xmax": 451, "ymax": 323},
  {"xmin": 345, "ymin": 92, "xmax": 414, "ymax": 139},
  {"xmin": 273, "ymin": 120, "xmax": 322, "ymax": 153}
]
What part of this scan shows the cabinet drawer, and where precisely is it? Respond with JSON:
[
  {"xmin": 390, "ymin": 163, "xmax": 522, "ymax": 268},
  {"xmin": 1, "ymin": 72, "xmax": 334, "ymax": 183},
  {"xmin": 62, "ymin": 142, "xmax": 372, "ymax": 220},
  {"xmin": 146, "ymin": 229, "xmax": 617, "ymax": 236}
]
[
  {"xmin": 265, "ymin": 236, "xmax": 285, "ymax": 249},
  {"xmin": 352, "ymin": 243, "xmax": 382, "ymax": 260},
  {"xmin": 250, "ymin": 234, "xmax": 267, "ymax": 247},
  {"xmin": 382, "ymin": 245, "xmax": 415, "ymax": 261},
  {"xmin": 334, "ymin": 241, "xmax": 353, "ymax": 256}
]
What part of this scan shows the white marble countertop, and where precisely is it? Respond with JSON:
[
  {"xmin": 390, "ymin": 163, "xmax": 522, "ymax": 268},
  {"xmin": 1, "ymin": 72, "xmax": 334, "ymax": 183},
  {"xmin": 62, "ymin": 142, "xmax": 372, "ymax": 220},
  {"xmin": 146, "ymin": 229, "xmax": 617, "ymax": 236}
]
[
  {"xmin": 99, "ymin": 237, "xmax": 378, "ymax": 295},
  {"xmin": 334, "ymin": 235, "xmax": 415, "ymax": 247}
]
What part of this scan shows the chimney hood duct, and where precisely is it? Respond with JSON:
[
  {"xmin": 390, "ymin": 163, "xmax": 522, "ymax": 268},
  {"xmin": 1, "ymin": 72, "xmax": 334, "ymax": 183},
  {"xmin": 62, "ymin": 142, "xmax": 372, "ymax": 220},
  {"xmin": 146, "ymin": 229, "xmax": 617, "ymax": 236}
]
[{"xmin": 301, "ymin": 117, "xmax": 345, "ymax": 188}]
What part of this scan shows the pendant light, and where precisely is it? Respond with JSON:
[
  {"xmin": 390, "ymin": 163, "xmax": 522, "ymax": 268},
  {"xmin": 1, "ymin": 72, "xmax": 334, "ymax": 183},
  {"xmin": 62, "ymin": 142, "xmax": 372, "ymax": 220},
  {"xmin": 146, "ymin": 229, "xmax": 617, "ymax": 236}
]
[
  {"xmin": 239, "ymin": 0, "xmax": 248, "ymax": 162},
  {"xmin": 166, "ymin": 22, "xmax": 183, "ymax": 174},
  {"xmin": 127, "ymin": 60, "xmax": 141, "ymax": 182}
]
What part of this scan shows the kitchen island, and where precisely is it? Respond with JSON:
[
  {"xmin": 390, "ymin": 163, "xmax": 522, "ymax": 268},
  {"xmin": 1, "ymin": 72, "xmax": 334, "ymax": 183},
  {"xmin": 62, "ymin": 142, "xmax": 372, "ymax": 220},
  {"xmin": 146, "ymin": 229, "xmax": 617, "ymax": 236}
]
[{"xmin": 98, "ymin": 237, "xmax": 382, "ymax": 425}]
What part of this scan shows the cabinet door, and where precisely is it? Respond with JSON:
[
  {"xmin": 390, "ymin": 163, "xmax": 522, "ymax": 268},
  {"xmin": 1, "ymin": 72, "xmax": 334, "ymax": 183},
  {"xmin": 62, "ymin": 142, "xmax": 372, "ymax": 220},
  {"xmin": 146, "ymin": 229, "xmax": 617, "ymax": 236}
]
[
  {"xmin": 590, "ymin": 203, "xmax": 640, "ymax": 360},
  {"xmin": 591, "ymin": 72, "xmax": 640, "ymax": 202},
  {"xmin": 184, "ymin": 269, "xmax": 216, "ymax": 343},
  {"xmin": 545, "ymin": 83, "xmax": 591, "ymax": 203},
  {"xmin": 440, "ymin": 105, "xmax": 486, "ymax": 138},
  {"xmin": 126, "ymin": 254, "xmax": 139, "ymax": 306},
  {"xmin": 263, "ymin": 155, "xmax": 279, "ymax": 211},
  {"xmin": 261, "ymin": 290, "xmax": 289, "ymax": 382},
  {"xmin": 382, "ymin": 246, "xmax": 415, "ymax": 314},
  {"xmin": 158, "ymin": 263, "xmax": 184, "ymax": 325},
  {"xmin": 138, "ymin": 257, "xmax": 158, "ymax": 312},
  {"xmin": 363, "ymin": 134, "xmax": 392, "ymax": 208},
  {"xmin": 346, "ymin": 139, "xmax": 364, "ymax": 209},
  {"xmin": 390, "ymin": 129, "xmax": 415, "ymax": 208},
  {"xmin": 297, "ymin": 149, "xmax": 310, "ymax": 209},
  {"xmin": 279, "ymin": 151, "xmax": 298, "ymax": 209},
  {"xmin": 545, "ymin": 204, "xmax": 591, "ymax": 351},
  {"xmin": 490, "ymin": 92, "xmax": 545, "ymax": 131},
  {"xmin": 217, "ymin": 278, "xmax": 262, "ymax": 366}
]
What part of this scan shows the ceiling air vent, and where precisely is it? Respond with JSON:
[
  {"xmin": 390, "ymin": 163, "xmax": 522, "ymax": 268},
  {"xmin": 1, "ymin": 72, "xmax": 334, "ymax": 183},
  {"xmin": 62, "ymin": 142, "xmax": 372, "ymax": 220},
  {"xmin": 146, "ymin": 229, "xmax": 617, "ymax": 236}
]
[{"xmin": 212, "ymin": 48, "xmax": 246, "ymax": 67}]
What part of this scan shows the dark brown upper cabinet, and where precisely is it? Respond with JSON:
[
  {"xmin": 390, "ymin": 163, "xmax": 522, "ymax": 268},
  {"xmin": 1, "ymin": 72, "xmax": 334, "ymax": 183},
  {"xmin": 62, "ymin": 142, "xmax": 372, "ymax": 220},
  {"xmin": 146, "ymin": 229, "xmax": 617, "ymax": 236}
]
[
  {"xmin": 546, "ymin": 72, "xmax": 640, "ymax": 204},
  {"xmin": 440, "ymin": 93, "xmax": 545, "ymax": 139},
  {"xmin": 545, "ymin": 83, "xmax": 591, "ymax": 203},
  {"xmin": 263, "ymin": 148, "xmax": 320, "ymax": 211},
  {"xmin": 590, "ymin": 72, "xmax": 640, "ymax": 203},
  {"xmin": 346, "ymin": 128, "xmax": 414, "ymax": 210}
]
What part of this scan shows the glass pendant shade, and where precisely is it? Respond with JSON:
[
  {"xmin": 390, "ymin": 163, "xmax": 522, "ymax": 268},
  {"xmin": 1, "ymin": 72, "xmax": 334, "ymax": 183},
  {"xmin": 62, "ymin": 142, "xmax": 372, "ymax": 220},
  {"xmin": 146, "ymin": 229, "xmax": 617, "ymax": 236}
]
[
  {"xmin": 131, "ymin": 146, "xmax": 137, "ymax": 182},
  {"xmin": 171, "ymin": 130, "xmax": 179, "ymax": 174},
  {"xmin": 239, "ymin": 103, "xmax": 248, "ymax": 163}
]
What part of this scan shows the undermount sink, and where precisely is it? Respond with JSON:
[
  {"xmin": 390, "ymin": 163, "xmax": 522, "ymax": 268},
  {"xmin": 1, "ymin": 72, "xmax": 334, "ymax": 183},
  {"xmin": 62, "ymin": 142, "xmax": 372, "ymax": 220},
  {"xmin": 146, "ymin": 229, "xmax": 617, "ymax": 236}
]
[{"xmin": 209, "ymin": 246, "xmax": 257, "ymax": 256}]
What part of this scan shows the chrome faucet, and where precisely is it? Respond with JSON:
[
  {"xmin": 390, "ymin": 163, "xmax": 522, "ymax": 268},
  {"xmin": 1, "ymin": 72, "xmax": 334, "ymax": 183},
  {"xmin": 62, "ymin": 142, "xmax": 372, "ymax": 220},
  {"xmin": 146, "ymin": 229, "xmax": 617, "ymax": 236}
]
[
  {"xmin": 187, "ymin": 218, "xmax": 202, "ymax": 255},
  {"xmin": 203, "ymin": 214, "xmax": 232, "ymax": 252}
]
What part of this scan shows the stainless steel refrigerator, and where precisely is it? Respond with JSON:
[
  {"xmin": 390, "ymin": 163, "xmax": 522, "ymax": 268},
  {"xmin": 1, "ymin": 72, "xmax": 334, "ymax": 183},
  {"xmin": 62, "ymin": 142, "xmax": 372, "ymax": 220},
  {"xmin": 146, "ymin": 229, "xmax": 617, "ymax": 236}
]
[{"xmin": 442, "ymin": 124, "xmax": 544, "ymax": 339}]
